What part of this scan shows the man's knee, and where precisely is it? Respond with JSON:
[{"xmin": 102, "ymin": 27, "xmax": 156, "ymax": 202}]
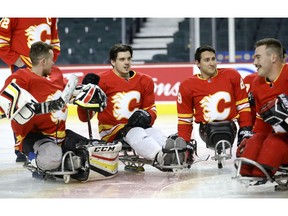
[
  {"xmin": 33, "ymin": 138, "xmax": 62, "ymax": 171},
  {"xmin": 256, "ymin": 134, "xmax": 288, "ymax": 169}
]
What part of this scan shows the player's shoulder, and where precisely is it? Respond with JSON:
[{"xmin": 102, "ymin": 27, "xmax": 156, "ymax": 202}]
[
  {"xmin": 13, "ymin": 68, "xmax": 32, "ymax": 77},
  {"xmin": 187, "ymin": 73, "xmax": 198, "ymax": 80},
  {"xmin": 97, "ymin": 70, "xmax": 117, "ymax": 85},
  {"xmin": 244, "ymin": 72, "xmax": 257, "ymax": 82},
  {"xmin": 98, "ymin": 69, "xmax": 112, "ymax": 79},
  {"xmin": 180, "ymin": 74, "xmax": 197, "ymax": 85},
  {"xmin": 50, "ymin": 65, "xmax": 63, "ymax": 76},
  {"xmin": 252, "ymin": 73, "xmax": 265, "ymax": 85},
  {"xmin": 6, "ymin": 68, "xmax": 33, "ymax": 85},
  {"xmin": 127, "ymin": 70, "xmax": 153, "ymax": 83},
  {"xmin": 134, "ymin": 70, "xmax": 152, "ymax": 79},
  {"xmin": 218, "ymin": 67, "xmax": 239, "ymax": 74},
  {"xmin": 244, "ymin": 72, "xmax": 257, "ymax": 78},
  {"xmin": 218, "ymin": 67, "xmax": 242, "ymax": 80},
  {"xmin": 51, "ymin": 65, "xmax": 61, "ymax": 72}
]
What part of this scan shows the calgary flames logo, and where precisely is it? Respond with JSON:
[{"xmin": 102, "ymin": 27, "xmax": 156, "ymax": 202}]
[
  {"xmin": 200, "ymin": 92, "xmax": 231, "ymax": 122},
  {"xmin": 25, "ymin": 23, "xmax": 52, "ymax": 48},
  {"xmin": 112, "ymin": 91, "xmax": 141, "ymax": 120}
]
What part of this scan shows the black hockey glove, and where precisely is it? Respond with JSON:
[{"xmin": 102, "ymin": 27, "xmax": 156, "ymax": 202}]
[
  {"xmin": 260, "ymin": 93, "xmax": 288, "ymax": 128},
  {"xmin": 237, "ymin": 126, "xmax": 253, "ymax": 146},
  {"xmin": 127, "ymin": 109, "xmax": 151, "ymax": 129}
]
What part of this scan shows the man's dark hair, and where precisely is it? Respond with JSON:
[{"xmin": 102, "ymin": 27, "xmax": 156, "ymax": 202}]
[
  {"xmin": 194, "ymin": 45, "xmax": 216, "ymax": 62},
  {"xmin": 255, "ymin": 38, "xmax": 283, "ymax": 60},
  {"xmin": 109, "ymin": 43, "xmax": 133, "ymax": 61},
  {"xmin": 30, "ymin": 41, "xmax": 53, "ymax": 65}
]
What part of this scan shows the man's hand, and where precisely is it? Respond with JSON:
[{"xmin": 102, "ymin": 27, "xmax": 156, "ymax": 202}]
[
  {"xmin": 127, "ymin": 109, "xmax": 151, "ymax": 128},
  {"xmin": 237, "ymin": 126, "xmax": 253, "ymax": 146}
]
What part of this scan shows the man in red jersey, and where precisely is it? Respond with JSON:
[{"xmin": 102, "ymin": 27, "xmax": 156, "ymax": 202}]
[
  {"xmin": 77, "ymin": 43, "xmax": 187, "ymax": 171},
  {"xmin": 237, "ymin": 38, "xmax": 288, "ymax": 178},
  {"xmin": 0, "ymin": 42, "xmax": 65, "ymax": 155},
  {"xmin": 177, "ymin": 45, "xmax": 253, "ymax": 159},
  {"xmin": 0, "ymin": 42, "xmax": 93, "ymax": 181},
  {"xmin": 0, "ymin": 17, "xmax": 61, "ymax": 161},
  {"xmin": 243, "ymin": 47, "xmax": 287, "ymax": 125}
]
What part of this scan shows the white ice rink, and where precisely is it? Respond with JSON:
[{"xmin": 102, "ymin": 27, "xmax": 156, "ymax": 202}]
[{"xmin": 1, "ymin": 114, "xmax": 287, "ymax": 214}]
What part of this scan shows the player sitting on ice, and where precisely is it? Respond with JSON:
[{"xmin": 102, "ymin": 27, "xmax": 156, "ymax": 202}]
[
  {"xmin": 237, "ymin": 93, "xmax": 288, "ymax": 178},
  {"xmin": 0, "ymin": 75, "xmax": 121, "ymax": 182},
  {"xmin": 0, "ymin": 41, "xmax": 121, "ymax": 182},
  {"xmin": 77, "ymin": 59, "xmax": 187, "ymax": 173},
  {"xmin": 77, "ymin": 71, "xmax": 188, "ymax": 172}
]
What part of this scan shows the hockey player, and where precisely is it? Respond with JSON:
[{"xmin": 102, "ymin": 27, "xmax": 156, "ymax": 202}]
[
  {"xmin": 77, "ymin": 43, "xmax": 187, "ymax": 171},
  {"xmin": 243, "ymin": 47, "xmax": 287, "ymax": 125},
  {"xmin": 177, "ymin": 45, "xmax": 253, "ymax": 157},
  {"xmin": 0, "ymin": 42, "xmax": 64, "ymax": 157},
  {"xmin": 0, "ymin": 41, "xmax": 108, "ymax": 181},
  {"xmin": 237, "ymin": 38, "xmax": 288, "ymax": 178},
  {"xmin": 0, "ymin": 17, "xmax": 61, "ymax": 162}
]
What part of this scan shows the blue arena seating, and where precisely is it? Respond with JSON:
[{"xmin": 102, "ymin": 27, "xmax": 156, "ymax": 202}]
[{"xmin": 0, "ymin": 18, "xmax": 287, "ymax": 66}]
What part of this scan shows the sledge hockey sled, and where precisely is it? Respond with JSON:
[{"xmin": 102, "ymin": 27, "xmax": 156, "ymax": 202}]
[
  {"xmin": 24, "ymin": 140, "xmax": 122, "ymax": 183},
  {"xmin": 24, "ymin": 150, "xmax": 79, "ymax": 183},
  {"xmin": 199, "ymin": 121, "xmax": 237, "ymax": 169},
  {"xmin": 118, "ymin": 140, "xmax": 189, "ymax": 173},
  {"xmin": 233, "ymin": 157, "xmax": 288, "ymax": 191}
]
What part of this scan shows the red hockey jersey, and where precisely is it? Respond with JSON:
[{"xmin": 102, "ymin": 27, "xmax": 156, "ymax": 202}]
[
  {"xmin": 177, "ymin": 68, "xmax": 252, "ymax": 141},
  {"xmin": 251, "ymin": 64, "xmax": 288, "ymax": 134},
  {"xmin": 77, "ymin": 69, "xmax": 157, "ymax": 142},
  {"xmin": 1, "ymin": 66, "xmax": 66, "ymax": 151},
  {"xmin": 0, "ymin": 18, "xmax": 60, "ymax": 68}
]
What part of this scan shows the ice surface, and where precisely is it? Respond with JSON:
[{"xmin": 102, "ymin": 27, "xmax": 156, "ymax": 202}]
[{"xmin": 0, "ymin": 115, "xmax": 287, "ymax": 215}]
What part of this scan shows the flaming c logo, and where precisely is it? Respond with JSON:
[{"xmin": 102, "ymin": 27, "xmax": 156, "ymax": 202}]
[
  {"xmin": 25, "ymin": 22, "xmax": 52, "ymax": 48},
  {"xmin": 200, "ymin": 92, "xmax": 231, "ymax": 122},
  {"xmin": 112, "ymin": 91, "xmax": 140, "ymax": 120}
]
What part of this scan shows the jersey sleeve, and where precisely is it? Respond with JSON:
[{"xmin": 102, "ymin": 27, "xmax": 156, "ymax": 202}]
[
  {"xmin": 140, "ymin": 75, "xmax": 157, "ymax": 125},
  {"xmin": 0, "ymin": 18, "xmax": 19, "ymax": 65},
  {"xmin": 177, "ymin": 79, "xmax": 194, "ymax": 142},
  {"xmin": 230, "ymin": 69, "xmax": 252, "ymax": 128}
]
